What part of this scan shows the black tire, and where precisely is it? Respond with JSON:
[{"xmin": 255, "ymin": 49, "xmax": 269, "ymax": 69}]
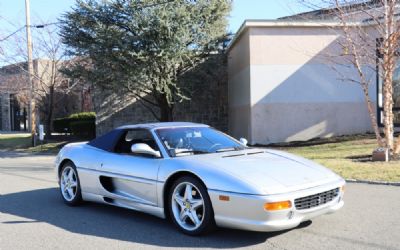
[
  {"xmin": 168, "ymin": 176, "xmax": 215, "ymax": 235},
  {"xmin": 59, "ymin": 161, "xmax": 82, "ymax": 206}
]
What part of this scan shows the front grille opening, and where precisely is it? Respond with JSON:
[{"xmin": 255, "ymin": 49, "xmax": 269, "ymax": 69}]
[{"xmin": 295, "ymin": 188, "xmax": 339, "ymax": 210}]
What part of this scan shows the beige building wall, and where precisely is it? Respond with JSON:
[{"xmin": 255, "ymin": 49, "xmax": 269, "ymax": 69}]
[
  {"xmin": 228, "ymin": 22, "xmax": 376, "ymax": 144},
  {"xmin": 227, "ymin": 29, "xmax": 252, "ymax": 141}
]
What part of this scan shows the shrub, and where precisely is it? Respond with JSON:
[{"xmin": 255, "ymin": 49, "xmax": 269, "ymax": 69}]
[
  {"xmin": 53, "ymin": 112, "xmax": 96, "ymax": 138},
  {"xmin": 53, "ymin": 117, "xmax": 71, "ymax": 133},
  {"xmin": 68, "ymin": 112, "xmax": 96, "ymax": 120},
  {"xmin": 70, "ymin": 119, "xmax": 96, "ymax": 138}
]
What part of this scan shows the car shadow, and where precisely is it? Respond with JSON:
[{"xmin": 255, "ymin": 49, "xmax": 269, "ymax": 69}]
[{"xmin": 0, "ymin": 188, "xmax": 311, "ymax": 248}]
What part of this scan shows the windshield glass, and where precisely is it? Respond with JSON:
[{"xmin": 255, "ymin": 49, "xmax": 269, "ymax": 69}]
[{"xmin": 156, "ymin": 127, "xmax": 246, "ymax": 157}]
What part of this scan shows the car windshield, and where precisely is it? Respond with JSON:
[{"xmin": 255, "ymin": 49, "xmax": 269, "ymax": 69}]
[{"xmin": 156, "ymin": 127, "xmax": 246, "ymax": 157}]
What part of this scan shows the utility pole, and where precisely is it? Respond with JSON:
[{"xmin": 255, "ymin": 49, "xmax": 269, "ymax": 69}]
[{"xmin": 25, "ymin": 0, "xmax": 36, "ymax": 146}]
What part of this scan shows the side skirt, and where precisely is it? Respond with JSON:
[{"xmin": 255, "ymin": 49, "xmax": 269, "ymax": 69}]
[{"xmin": 82, "ymin": 192, "xmax": 166, "ymax": 219}]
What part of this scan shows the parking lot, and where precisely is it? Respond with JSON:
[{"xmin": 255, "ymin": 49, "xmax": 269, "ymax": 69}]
[{"xmin": 0, "ymin": 152, "xmax": 399, "ymax": 250}]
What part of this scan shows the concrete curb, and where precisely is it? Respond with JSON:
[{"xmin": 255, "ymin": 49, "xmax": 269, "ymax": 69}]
[{"xmin": 346, "ymin": 179, "xmax": 400, "ymax": 186}]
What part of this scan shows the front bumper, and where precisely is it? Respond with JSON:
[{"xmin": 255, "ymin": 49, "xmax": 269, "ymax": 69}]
[{"xmin": 208, "ymin": 179, "xmax": 345, "ymax": 232}]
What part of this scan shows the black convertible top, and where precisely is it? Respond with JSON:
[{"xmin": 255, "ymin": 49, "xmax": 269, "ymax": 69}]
[{"xmin": 87, "ymin": 129, "xmax": 124, "ymax": 152}]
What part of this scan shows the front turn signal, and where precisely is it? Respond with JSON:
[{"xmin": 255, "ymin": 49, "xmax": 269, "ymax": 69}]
[{"xmin": 264, "ymin": 200, "xmax": 292, "ymax": 211}]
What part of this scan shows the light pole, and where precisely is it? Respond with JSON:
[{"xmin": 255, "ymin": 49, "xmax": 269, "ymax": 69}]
[{"xmin": 25, "ymin": 0, "xmax": 36, "ymax": 146}]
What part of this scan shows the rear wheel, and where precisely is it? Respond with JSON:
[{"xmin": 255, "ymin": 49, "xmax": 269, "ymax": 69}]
[
  {"xmin": 168, "ymin": 176, "xmax": 215, "ymax": 235},
  {"xmin": 59, "ymin": 162, "xmax": 82, "ymax": 206}
]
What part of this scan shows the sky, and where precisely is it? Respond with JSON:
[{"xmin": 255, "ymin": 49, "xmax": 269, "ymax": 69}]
[
  {"xmin": 229, "ymin": 0, "xmax": 307, "ymax": 31},
  {"xmin": 0, "ymin": 0, "xmax": 308, "ymax": 35}
]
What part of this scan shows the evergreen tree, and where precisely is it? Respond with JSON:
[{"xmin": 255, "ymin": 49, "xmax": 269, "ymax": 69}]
[{"xmin": 60, "ymin": 0, "xmax": 231, "ymax": 121}]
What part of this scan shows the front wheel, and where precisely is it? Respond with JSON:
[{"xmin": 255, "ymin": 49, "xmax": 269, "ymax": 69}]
[
  {"xmin": 168, "ymin": 176, "xmax": 215, "ymax": 235},
  {"xmin": 59, "ymin": 161, "xmax": 82, "ymax": 206}
]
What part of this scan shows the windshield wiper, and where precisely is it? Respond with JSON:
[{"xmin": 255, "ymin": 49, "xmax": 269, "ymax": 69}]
[
  {"xmin": 174, "ymin": 150, "xmax": 209, "ymax": 155},
  {"xmin": 216, "ymin": 147, "xmax": 243, "ymax": 152}
]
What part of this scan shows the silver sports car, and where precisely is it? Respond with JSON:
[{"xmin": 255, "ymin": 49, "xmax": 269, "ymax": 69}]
[{"xmin": 55, "ymin": 122, "xmax": 345, "ymax": 235}]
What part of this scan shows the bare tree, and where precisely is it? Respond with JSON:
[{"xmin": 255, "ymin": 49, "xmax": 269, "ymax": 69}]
[
  {"xmin": 297, "ymin": 0, "xmax": 400, "ymax": 158},
  {"xmin": 0, "ymin": 21, "xmax": 83, "ymax": 138}
]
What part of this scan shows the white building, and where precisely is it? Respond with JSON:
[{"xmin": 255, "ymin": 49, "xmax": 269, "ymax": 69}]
[{"xmin": 227, "ymin": 20, "xmax": 379, "ymax": 144}]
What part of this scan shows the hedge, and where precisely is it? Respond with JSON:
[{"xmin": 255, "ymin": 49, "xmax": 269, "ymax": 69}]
[
  {"xmin": 70, "ymin": 120, "xmax": 96, "ymax": 138},
  {"xmin": 68, "ymin": 112, "xmax": 96, "ymax": 120},
  {"xmin": 53, "ymin": 112, "xmax": 96, "ymax": 138},
  {"xmin": 53, "ymin": 117, "xmax": 71, "ymax": 133}
]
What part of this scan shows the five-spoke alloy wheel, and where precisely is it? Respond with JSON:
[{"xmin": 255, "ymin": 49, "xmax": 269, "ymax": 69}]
[
  {"xmin": 168, "ymin": 176, "xmax": 215, "ymax": 235},
  {"xmin": 59, "ymin": 161, "xmax": 82, "ymax": 206}
]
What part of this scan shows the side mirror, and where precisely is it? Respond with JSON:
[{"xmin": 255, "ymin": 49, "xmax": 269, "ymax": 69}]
[
  {"xmin": 131, "ymin": 143, "xmax": 161, "ymax": 158},
  {"xmin": 239, "ymin": 138, "xmax": 248, "ymax": 146}
]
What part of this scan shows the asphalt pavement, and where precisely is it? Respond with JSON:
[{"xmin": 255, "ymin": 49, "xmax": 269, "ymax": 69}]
[{"xmin": 0, "ymin": 151, "xmax": 399, "ymax": 250}]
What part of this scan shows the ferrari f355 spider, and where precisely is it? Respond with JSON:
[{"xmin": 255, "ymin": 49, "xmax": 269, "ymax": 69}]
[{"xmin": 55, "ymin": 122, "xmax": 345, "ymax": 235}]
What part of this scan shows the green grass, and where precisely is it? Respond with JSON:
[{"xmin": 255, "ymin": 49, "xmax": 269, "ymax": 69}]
[
  {"xmin": 24, "ymin": 141, "xmax": 67, "ymax": 154},
  {"xmin": 0, "ymin": 134, "xmax": 66, "ymax": 153},
  {"xmin": 0, "ymin": 134, "xmax": 31, "ymax": 150},
  {"xmin": 277, "ymin": 136, "xmax": 400, "ymax": 182}
]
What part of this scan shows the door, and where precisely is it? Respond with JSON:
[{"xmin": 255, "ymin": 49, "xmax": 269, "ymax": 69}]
[{"xmin": 98, "ymin": 129, "xmax": 162, "ymax": 206}]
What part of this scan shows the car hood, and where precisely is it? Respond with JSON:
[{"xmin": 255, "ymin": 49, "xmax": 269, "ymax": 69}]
[{"xmin": 182, "ymin": 148, "xmax": 341, "ymax": 195}]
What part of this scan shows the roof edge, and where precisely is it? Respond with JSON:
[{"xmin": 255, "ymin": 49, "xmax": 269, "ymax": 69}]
[{"xmin": 226, "ymin": 19, "xmax": 370, "ymax": 53}]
